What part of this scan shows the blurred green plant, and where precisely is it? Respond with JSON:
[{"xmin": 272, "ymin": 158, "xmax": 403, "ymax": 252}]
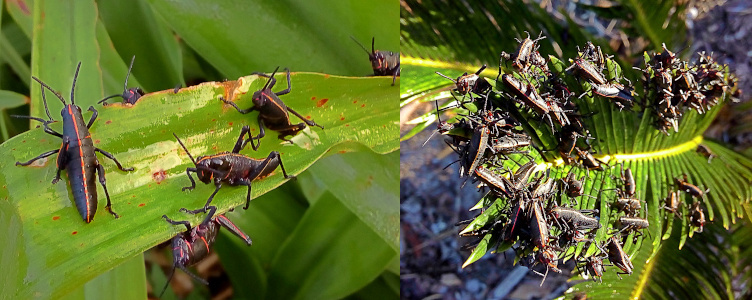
[{"xmin": 0, "ymin": 0, "xmax": 399, "ymax": 299}]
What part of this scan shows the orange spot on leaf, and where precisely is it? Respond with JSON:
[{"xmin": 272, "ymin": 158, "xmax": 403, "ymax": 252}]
[
  {"xmin": 353, "ymin": 100, "xmax": 358, "ymax": 104},
  {"xmin": 95, "ymin": 140, "xmax": 100, "ymax": 144},
  {"xmin": 340, "ymin": 117, "xmax": 345, "ymax": 121},
  {"xmin": 339, "ymin": 150, "xmax": 347, "ymax": 154},
  {"xmin": 72, "ymin": 231, "xmax": 78, "ymax": 235},
  {"xmin": 316, "ymin": 98, "xmax": 329, "ymax": 107},
  {"xmin": 105, "ymin": 120, "xmax": 112, "ymax": 125},
  {"xmin": 229, "ymin": 122, "xmax": 233, "ymax": 126},
  {"xmin": 138, "ymin": 203, "xmax": 145, "ymax": 207},
  {"xmin": 311, "ymin": 96, "xmax": 316, "ymax": 101},
  {"xmin": 361, "ymin": 104, "xmax": 366, "ymax": 108},
  {"xmin": 52, "ymin": 216, "xmax": 60, "ymax": 221},
  {"xmin": 152, "ymin": 170, "xmax": 166, "ymax": 184}
]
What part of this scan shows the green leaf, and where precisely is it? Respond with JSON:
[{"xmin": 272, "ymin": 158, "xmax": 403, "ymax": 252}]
[
  {"xmin": 0, "ymin": 73, "xmax": 396, "ymax": 298},
  {"xmin": 95, "ymin": 21, "xmax": 144, "ymax": 96},
  {"xmin": 400, "ymin": 0, "xmax": 593, "ymax": 80},
  {"xmin": 213, "ymin": 184, "xmax": 306, "ymax": 299},
  {"xmin": 346, "ymin": 272, "xmax": 400, "ymax": 300},
  {"xmin": 188, "ymin": 131, "xmax": 398, "ymax": 300},
  {"xmin": 266, "ymin": 192, "xmax": 397, "ymax": 300},
  {"xmin": 148, "ymin": 256, "xmax": 176, "ymax": 300},
  {"xmin": 306, "ymin": 150, "xmax": 400, "ymax": 252},
  {"xmin": 571, "ymin": 221, "xmax": 738, "ymax": 299},
  {"xmin": 31, "ymin": 0, "xmax": 151, "ymax": 120},
  {"xmin": 31, "ymin": 0, "xmax": 103, "ymax": 118},
  {"xmin": 0, "ymin": 34, "xmax": 31, "ymax": 86},
  {"xmin": 5, "ymin": 0, "xmax": 32, "ymax": 39},
  {"xmin": 52, "ymin": 253, "xmax": 147, "ymax": 300},
  {"xmin": 0, "ymin": 90, "xmax": 29, "ymax": 109},
  {"xmin": 148, "ymin": 0, "xmax": 399, "ymax": 78},
  {"xmin": 83, "ymin": 253, "xmax": 147, "ymax": 299},
  {"xmin": 98, "ymin": 0, "xmax": 184, "ymax": 92}
]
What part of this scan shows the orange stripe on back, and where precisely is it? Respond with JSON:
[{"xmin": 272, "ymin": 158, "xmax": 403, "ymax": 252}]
[
  {"xmin": 263, "ymin": 93, "xmax": 274, "ymax": 103},
  {"xmin": 201, "ymin": 153, "xmax": 246, "ymax": 161},
  {"xmin": 265, "ymin": 93, "xmax": 288, "ymax": 119},
  {"xmin": 69, "ymin": 106, "xmax": 91, "ymax": 221}
]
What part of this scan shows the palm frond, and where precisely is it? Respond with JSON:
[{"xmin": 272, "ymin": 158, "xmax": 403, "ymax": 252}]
[{"xmin": 400, "ymin": 0, "xmax": 752, "ymax": 296}]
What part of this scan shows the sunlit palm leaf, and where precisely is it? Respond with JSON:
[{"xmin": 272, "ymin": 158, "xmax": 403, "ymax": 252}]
[
  {"xmin": 570, "ymin": 218, "xmax": 743, "ymax": 299},
  {"xmin": 400, "ymin": 0, "xmax": 752, "ymax": 297}
]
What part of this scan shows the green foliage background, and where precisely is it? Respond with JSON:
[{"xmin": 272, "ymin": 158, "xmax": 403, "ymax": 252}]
[{"xmin": 0, "ymin": 0, "xmax": 400, "ymax": 299}]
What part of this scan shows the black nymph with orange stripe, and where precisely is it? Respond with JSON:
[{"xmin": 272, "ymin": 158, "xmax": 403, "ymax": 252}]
[
  {"xmin": 351, "ymin": 36, "xmax": 400, "ymax": 86},
  {"xmin": 14, "ymin": 63, "xmax": 134, "ymax": 223},
  {"xmin": 160, "ymin": 205, "xmax": 251, "ymax": 297},
  {"xmin": 221, "ymin": 67, "xmax": 324, "ymax": 150},
  {"xmin": 97, "ymin": 56, "xmax": 145, "ymax": 106},
  {"xmin": 173, "ymin": 125, "xmax": 294, "ymax": 213}
]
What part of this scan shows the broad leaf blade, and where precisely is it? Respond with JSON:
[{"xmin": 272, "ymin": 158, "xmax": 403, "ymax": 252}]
[
  {"xmin": 266, "ymin": 192, "xmax": 396, "ymax": 300},
  {"xmin": 0, "ymin": 90, "xmax": 29, "ymax": 109},
  {"xmin": 83, "ymin": 253, "xmax": 147, "ymax": 299},
  {"xmin": 305, "ymin": 150, "xmax": 400, "ymax": 252},
  {"xmin": 213, "ymin": 184, "xmax": 306, "ymax": 299},
  {"xmin": 6, "ymin": 0, "xmax": 32, "ymax": 39},
  {"xmin": 148, "ymin": 0, "xmax": 399, "ymax": 78},
  {"xmin": 98, "ymin": 0, "xmax": 184, "ymax": 92},
  {"xmin": 0, "ymin": 73, "xmax": 397, "ymax": 298},
  {"xmin": 572, "ymin": 222, "xmax": 736, "ymax": 299},
  {"xmin": 31, "ymin": 0, "xmax": 103, "ymax": 118}
]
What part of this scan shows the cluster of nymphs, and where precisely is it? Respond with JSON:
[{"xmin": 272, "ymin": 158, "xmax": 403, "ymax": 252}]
[
  {"xmin": 429, "ymin": 33, "xmax": 720, "ymax": 285},
  {"xmin": 13, "ymin": 59, "xmax": 325, "ymax": 296},
  {"xmin": 639, "ymin": 44, "xmax": 734, "ymax": 134},
  {"xmin": 497, "ymin": 36, "xmax": 636, "ymax": 168},
  {"xmin": 458, "ymin": 163, "xmax": 641, "ymax": 285},
  {"xmin": 428, "ymin": 34, "xmax": 645, "ymax": 284},
  {"xmin": 666, "ymin": 174, "xmax": 708, "ymax": 233}
]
